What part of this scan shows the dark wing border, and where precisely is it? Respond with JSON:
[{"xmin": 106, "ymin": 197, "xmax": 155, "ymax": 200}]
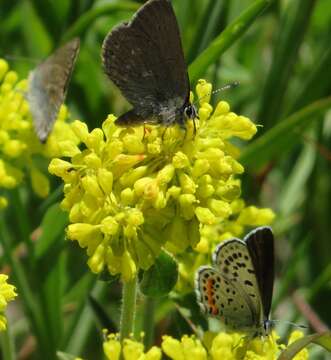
[{"xmin": 244, "ymin": 226, "xmax": 274, "ymax": 320}]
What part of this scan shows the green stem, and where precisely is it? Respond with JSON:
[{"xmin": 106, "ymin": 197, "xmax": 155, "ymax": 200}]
[
  {"xmin": 0, "ymin": 324, "xmax": 15, "ymax": 360},
  {"xmin": 142, "ymin": 297, "xmax": 155, "ymax": 350},
  {"xmin": 11, "ymin": 189, "xmax": 33, "ymax": 263},
  {"xmin": 120, "ymin": 277, "xmax": 137, "ymax": 342}
]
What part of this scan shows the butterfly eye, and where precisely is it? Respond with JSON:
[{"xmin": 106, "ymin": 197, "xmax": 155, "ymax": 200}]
[{"xmin": 184, "ymin": 105, "xmax": 197, "ymax": 119}]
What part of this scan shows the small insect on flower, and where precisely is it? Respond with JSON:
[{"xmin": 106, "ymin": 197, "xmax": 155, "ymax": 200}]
[
  {"xmin": 102, "ymin": 0, "xmax": 198, "ymax": 131},
  {"xmin": 195, "ymin": 226, "xmax": 274, "ymax": 337},
  {"xmin": 28, "ymin": 38, "xmax": 80, "ymax": 143}
]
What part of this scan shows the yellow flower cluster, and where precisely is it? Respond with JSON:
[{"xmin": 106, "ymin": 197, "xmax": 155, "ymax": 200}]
[
  {"xmin": 0, "ymin": 274, "xmax": 17, "ymax": 331},
  {"xmin": 0, "ymin": 58, "xmax": 79, "ymax": 208},
  {"xmin": 99, "ymin": 331, "xmax": 308, "ymax": 360},
  {"xmin": 49, "ymin": 79, "xmax": 269, "ymax": 282}
]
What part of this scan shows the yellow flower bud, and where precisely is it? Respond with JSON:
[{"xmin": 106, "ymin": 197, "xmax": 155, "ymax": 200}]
[
  {"xmin": 103, "ymin": 335, "xmax": 121, "ymax": 360},
  {"xmin": 85, "ymin": 128, "xmax": 104, "ymax": 153},
  {"xmin": 147, "ymin": 141, "xmax": 161, "ymax": 154},
  {"xmin": 97, "ymin": 168, "xmax": 113, "ymax": 194},
  {"xmin": 122, "ymin": 133, "xmax": 145, "ymax": 153},
  {"xmin": 88, "ymin": 242, "xmax": 106, "ymax": 273},
  {"xmin": 215, "ymin": 180, "xmax": 241, "ymax": 201},
  {"xmin": 207, "ymin": 199, "xmax": 232, "ymax": 218},
  {"xmin": 71, "ymin": 120, "xmax": 89, "ymax": 142},
  {"xmin": 58, "ymin": 140, "xmax": 81, "ymax": 157},
  {"xmin": 172, "ymin": 151, "xmax": 190, "ymax": 169},
  {"xmin": 127, "ymin": 209, "xmax": 144, "ymax": 227},
  {"xmin": 121, "ymin": 251, "xmax": 137, "ymax": 282},
  {"xmin": 104, "ymin": 139, "xmax": 123, "ymax": 159},
  {"xmin": 3, "ymin": 139, "xmax": 26, "ymax": 158},
  {"xmin": 101, "ymin": 217, "xmax": 119, "ymax": 235},
  {"xmin": 134, "ymin": 177, "xmax": 154, "ymax": 197},
  {"xmin": 157, "ymin": 164, "xmax": 175, "ymax": 185},
  {"xmin": 179, "ymin": 194, "xmax": 196, "ymax": 220},
  {"xmin": 213, "ymin": 100, "xmax": 230, "ymax": 117},
  {"xmin": 84, "ymin": 152, "xmax": 101, "ymax": 169},
  {"xmin": 81, "ymin": 175, "xmax": 104, "ymax": 198},
  {"xmin": 48, "ymin": 158, "xmax": 73, "ymax": 180},
  {"xmin": 196, "ymin": 79, "xmax": 212, "ymax": 105},
  {"xmin": 0, "ymin": 59, "xmax": 9, "ymax": 80},
  {"xmin": 178, "ymin": 172, "xmax": 196, "ymax": 194},
  {"xmin": 30, "ymin": 167, "xmax": 50, "ymax": 198},
  {"xmin": 195, "ymin": 207, "xmax": 216, "ymax": 225},
  {"xmin": 192, "ymin": 159, "xmax": 210, "ymax": 178},
  {"xmin": 67, "ymin": 223, "xmax": 99, "ymax": 246},
  {"xmin": 112, "ymin": 154, "xmax": 145, "ymax": 178},
  {"xmin": 199, "ymin": 102, "xmax": 213, "ymax": 122},
  {"xmin": 102, "ymin": 114, "xmax": 117, "ymax": 139},
  {"xmin": 120, "ymin": 188, "xmax": 136, "ymax": 206},
  {"xmin": 238, "ymin": 206, "xmax": 275, "ymax": 226},
  {"xmin": 4, "ymin": 71, "xmax": 18, "ymax": 85},
  {"xmin": 161, "ymin": 336, "xmax": 183, "ymax": 359},
  {"xmin": 197, "ymin": 148, "xmax": 224, "ymax": 161},
  {"xmin": 120, "ymin": 166, "xmax": 148, "ymax": 187},
  {"xmin": 167, "ymin": 186, "xmax": 181, "ymax": 200}
]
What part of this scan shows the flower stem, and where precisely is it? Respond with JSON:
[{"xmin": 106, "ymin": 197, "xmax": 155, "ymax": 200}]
[
  {"xmin": 0, "ymin": 325, "xmax": 15, "ymax": 360},
  {"xmin": 120, "ymin": 277, "xmax": 137, "ymax": 342},
  {"xmin": 142, "ymin": 296, "xmax": 155, "ymax": 349}
]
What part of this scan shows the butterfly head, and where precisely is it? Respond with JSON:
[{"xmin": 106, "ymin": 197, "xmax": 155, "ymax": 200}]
[
  {"xmin": 259, "ymin": 319, "xmax": 273, "ymax": 337},
  {"xmin": 183, "ymin": 103, "xmax": 198, "ymax": 121}
]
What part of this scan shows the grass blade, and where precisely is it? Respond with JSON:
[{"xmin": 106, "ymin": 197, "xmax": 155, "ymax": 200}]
[
  {"xmin": 257, "ymin": 0, "xmax": 317, "ymax": 130},
  {"xmin": 240, "ymin": 96, "xmax": 331, "ymax": 170},
  {"xmin": 62, "ymin": 1, "xmax": 140, "ymax": 42},
  {"xmin": 188, "ymin": 0, "xmax": 273, "ymax": 84},
  {"xmin": 278, "ymin": 332, "xmax": 331, "ymax": 360}
]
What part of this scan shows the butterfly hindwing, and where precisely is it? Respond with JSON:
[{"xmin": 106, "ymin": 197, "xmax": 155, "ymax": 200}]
[
  {"xmin": 28, "ymin": 38, "xmax": 80, "ymax": 142},
  {"xmin": 195, "ymin": 267, "xmax": 257, "ymax": 331},
  {"xmin": 245, "ymin": 226, "xmax": 274, "ymax": 321},
  {"xmin": 102, "ymin": 0, "xmax": 190, "ymax": 126}
]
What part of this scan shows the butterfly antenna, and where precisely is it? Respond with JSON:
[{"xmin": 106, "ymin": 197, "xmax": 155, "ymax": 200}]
[
  {"xmin": 272, "ymin": 319, "xmax": 308, "ymax": 329},
  {"xmin": 194, "ymin": 81, "xmax": 240, "ymax": 106}
]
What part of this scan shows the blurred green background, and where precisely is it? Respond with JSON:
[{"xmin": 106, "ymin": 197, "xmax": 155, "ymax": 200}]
[{"xmin": 1, "ymin": 0, "xmax": 331, "ymax": 359}]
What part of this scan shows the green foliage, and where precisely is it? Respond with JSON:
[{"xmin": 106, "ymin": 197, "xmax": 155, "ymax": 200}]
[
  {"xmin": 139, "ymin": 251, "xmax": 178, "ymax": 297},
  {"xmin": 1, "ymin": 0, "xmax": 331, "ymax": 358}
]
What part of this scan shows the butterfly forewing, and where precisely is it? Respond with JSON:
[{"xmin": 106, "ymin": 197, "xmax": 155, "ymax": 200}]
[
  {"xmin": 102, "ymin": 0, "xmax": 190, "ymax": 126},
  {"xmin": 245, "ymin": 227, "xmax": 274, "ymax": 321},
  {"xmin": 28, "ymin": 38, "xmax": 80, "ymax": 142},
  {"xmin": 196, "ymin": 267, "xmax": 258, "ymax": 331}
]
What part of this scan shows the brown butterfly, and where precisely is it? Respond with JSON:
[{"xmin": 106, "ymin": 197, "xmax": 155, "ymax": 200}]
[{"xmin": 28, "ymin": 38, "xmax": 80, "ymax": 143}]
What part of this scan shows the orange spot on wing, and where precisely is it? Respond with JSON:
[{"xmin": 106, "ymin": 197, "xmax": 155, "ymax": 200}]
[{"xmin": 206, "ymin": 278, "xmax": 219, "ymax": 316}]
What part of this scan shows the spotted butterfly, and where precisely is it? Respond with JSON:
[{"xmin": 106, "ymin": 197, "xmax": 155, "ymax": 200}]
[{"xmin": 195, "ymin": 227, "xmax": 274, "ymax": 336}]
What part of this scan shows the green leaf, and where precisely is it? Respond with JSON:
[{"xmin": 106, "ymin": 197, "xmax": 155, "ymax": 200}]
[
  {"xmin": 257, "ymin": 0, "xmax": 317, "ymax": 129},
  {"xmin": 33, "ymin": 204, "xmax": 68, "ymax": 354},
  {"xmin": 35, "ymin": 203, "xmax": 68, "ymax": 259},
  {"xmin": 240, "ymin": 96, "xmax": 331, "ymax": 170},
  {"xmin": 62, "ymin": 1, "xmax": 140, "ymax": 41},
  {"xmin": 188, "ymin": 0, "xmax": 273, "ymax": 83},
  {"xmin": 278, "ymin": 332, "xmax": 331, "ymax": 360},
  {"xmin": 139, "ymin": 251, "xmax": 178, "ymax": 298},
  {"xmin": 57, "ymin": 351, "xmax": 77, "ymax": 360}
]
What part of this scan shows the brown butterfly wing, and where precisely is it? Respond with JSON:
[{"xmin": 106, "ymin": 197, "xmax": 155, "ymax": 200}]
[
  {"xmin": 28, "ymin": 38, "xmax": 80, "ymax": 142},
  {"xmin": 102, "ymin": 0, "xmax": 190, "ymax": 126}
]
